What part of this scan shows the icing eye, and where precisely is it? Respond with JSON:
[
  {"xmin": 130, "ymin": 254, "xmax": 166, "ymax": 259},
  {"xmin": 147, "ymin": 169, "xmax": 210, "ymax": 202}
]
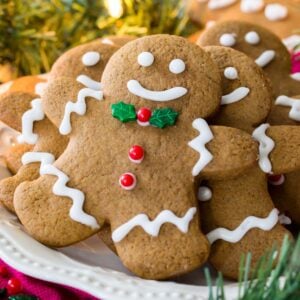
[
  {"xmin": 169, "ymin": 59, "xmax": 186, "ymax": 74},
  {"xmin": 219, "ymin": 33, "xmax": 236, "ymax": 47},
  {"xmin": 245, "ymin": 31, "xmax": 260, "ymax": 45},
  {"xmin": 224, "ymin": 67, "xmax": 238, "ymax": 80},
  {"xmin": 82, "ymin": 51, "xmax": 101, "ymax": 66},
  {"xmin": 138, "ymin": 52, "xmax": 154, "ymax": 67}
]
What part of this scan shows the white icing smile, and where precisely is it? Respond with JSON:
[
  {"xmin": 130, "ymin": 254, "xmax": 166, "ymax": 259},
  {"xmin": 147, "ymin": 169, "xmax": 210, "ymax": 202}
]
[
  {"xmin": 255, "ymin": 50, "xmax": 276, "ymax": 68},
  {"xmin": 221, "ymin": 87, "xmax": 250, "ymax": 105},
  {"xmin": 127, "ymin": 79, "xmax": 187, "ymax": 102}
]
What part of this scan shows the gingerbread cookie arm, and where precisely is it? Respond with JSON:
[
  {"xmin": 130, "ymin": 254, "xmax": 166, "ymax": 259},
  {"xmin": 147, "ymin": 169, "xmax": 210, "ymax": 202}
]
[
  {"xmin": 0, "ymin": 92, "xmax": 36, "ymax": 132},
  {"xmin": 197, "ymin": 125, "xmax": 258, "ymax": 180},
  {"xmin": 267, "ymin": 126, "xmax": 300, "ymax": 174},
  {"xmin": 200, "ymin": 166, "xmax": 292, "ymax": 280}
]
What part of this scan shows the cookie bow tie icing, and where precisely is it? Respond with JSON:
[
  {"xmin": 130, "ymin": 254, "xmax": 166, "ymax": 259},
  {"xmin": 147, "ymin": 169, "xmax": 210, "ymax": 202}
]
[{"xmin": 111, "ymin": 101, "xmax": 179, "ymax": 129}]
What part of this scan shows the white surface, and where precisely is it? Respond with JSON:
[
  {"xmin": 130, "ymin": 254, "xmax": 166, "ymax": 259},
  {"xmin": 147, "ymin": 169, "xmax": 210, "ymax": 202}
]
[{"xmin": 0, "ymin": 204, "xmax": 243, "ymax": 300}]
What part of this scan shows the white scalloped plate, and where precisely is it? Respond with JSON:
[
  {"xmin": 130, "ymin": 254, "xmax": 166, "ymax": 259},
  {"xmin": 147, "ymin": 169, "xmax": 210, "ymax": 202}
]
[{"xmin": 0, "ymin": 204, "xmax": 243, "ymax": 300}]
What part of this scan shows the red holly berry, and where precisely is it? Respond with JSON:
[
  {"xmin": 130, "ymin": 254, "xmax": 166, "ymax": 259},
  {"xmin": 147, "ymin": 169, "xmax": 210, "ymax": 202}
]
[
  {"xmin": 6, "ymin": 278, "xmax": 22, "ymax": 295},
  {"xmin": 137, "ymin": 107, "xmax": 151, "ymax": 125},
  {"xmin": 0, "ymin": 266, "xmax": 8, "ymax": 277},
  {"xmin": 129, "ymin": 145, "xmax": 144, "ymax": 163},
  {"xmin": 268, "ymin": 174, "xmax": 285, "ymax": 186},
  {"xmin": 119, "ymin": 173, "xmax": 136, "ymax": 190}
]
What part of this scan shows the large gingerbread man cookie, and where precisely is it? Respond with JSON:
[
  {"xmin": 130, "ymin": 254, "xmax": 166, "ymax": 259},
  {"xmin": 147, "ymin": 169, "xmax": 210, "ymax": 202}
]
[{"xmin": 13, "ymin": 34, "xmax": 266, "ymax": 279}]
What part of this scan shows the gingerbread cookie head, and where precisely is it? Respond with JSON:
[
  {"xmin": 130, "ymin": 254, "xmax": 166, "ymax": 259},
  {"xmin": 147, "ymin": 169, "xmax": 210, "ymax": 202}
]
[
  {"xmin": 204, "ymin": 46, "xmax": 272, "ymax": 132},
  {"xmin": 196, "ymin": 0, "xmax": 300, "ymax": 39},
  {"xmin": 49, "ymin": 40, "xmax": 119, "ymax": 81},
  {"xmin": 101, "ymin": 34, "xmax": 222, "ymax": 120},
  {"xmin": 198, "ymin": 20, "xmax": 300, "ymax": 97}
]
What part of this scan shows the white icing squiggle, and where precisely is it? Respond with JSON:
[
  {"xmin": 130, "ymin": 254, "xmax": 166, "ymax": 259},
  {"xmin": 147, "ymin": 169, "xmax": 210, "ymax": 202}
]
[
  {"xmin": 219, "ymin": 33, "xmax": 236, "ymax": 47},
  {"xmin": 22, "ymin": 152, "xmax": 99, "ymax": 229},
  {"xmin": 0, "ymin": 81, "xmax": 12, "ymax": 95},
  {"xmin": 264, "ymin": 4, "xmax": 288, "ymax": 21},
  {"xmin": 252, "ymin": 123, "xmax": 275, "ymax": 173},
  {"xmin": 275, "ymin": 96, "xmax": 300, "ymax": 122},
  {"xmin": 35, "ymin": 82, "xmax": 48, "ymax": 97},
  {"xmin": 207, "ymin": 208, "xmax": 279, "ymax": 244},
  {"xmin": 279, "ymin": 214, "xmax": 291, "ymax": 225},
  {"xmin": 112, "ymin": 207, "xmax": 197, "ymax": 243},
  {"xmin": 255, "ymin": 50, "xmax": 276, "ymax": 68},
  {"xmin": 240, "ymin": 0, "xmax": 264, "ymax": 13},
  {"xmin": 59, "ymin": 88, "xmax": 103, "ymax": 135},
  {"xmin": 221, "ymin": 87, "xmax": 250, "ymax": 105},
  {"xmin": 198, "ymin": 186, "xmax": 212, "ymax": 201},
  {"xmin": 290, "ymin": 73, "xmax": 300, "ymax": 82},
  {"xmin": 17, "ymin": 99, "xmax": 45, "ymax": 144},
  {"xmin": 82, "ymin": 51, "xmax": 100, "ymax": 66},
  {"xmin": 127, "ymin": 80, "xmax": 187, "ymax": 102},
  {"xmin": 188, "ymin": 118, "xmax": 214, "ymax": 176},
  {"xmin": 224, "ymin": 67, "xmax": 238, "ymax": 80},
  {"xmin": 76, "ymin": 75, "xmax": 102, "ymax": 90},
  {"xmin": 208, "ymin": 0, "xmax": 237, "ymax": 10}
]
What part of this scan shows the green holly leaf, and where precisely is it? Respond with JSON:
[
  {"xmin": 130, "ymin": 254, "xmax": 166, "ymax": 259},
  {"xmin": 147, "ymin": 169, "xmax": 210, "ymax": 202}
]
[
  {"xmin": 8, "ymin": 295, "xmax": 39, "ymax": 300},
  {"xmin": 149, "ymin": 108, "xmax": 179, "ymax": 128},
  {"xmin": 111, "ymin": 101, "xmax": 136, "ymax": 123}
]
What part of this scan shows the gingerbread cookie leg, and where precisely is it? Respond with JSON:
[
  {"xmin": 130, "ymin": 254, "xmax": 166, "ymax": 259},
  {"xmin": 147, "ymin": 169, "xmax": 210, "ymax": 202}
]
[{"xmin": 200, "ymin": 166, "xmax": 291, "ymax": 280}]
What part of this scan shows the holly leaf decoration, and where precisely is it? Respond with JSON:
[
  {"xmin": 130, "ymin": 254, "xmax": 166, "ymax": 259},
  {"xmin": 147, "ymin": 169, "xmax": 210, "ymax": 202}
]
[
  {"xmin": 149, "ymin": 108, "xmax": 179, "ymax": 128},
  {"xmin": 111, "ymin": 101, "xmax": 137, "ymax": 123}
]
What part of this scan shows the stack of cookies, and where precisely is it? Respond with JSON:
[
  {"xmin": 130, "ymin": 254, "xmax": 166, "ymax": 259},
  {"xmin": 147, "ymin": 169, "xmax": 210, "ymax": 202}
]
[{"xmin": 0, "ymin": 21, "xmax": 299, "ymax": 280}]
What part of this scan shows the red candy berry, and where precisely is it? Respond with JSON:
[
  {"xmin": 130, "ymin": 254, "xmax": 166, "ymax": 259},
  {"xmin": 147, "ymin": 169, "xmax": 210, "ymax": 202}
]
[
  {"xmin": 137, "ymin": 107, "xmax": 151, "ymax": 126},
  {"xmin": 128, "ymin": 145, "xmax": 144, "ymax": 163},
  {"xmin": 0, "ymin": 266, "xmax": 8, "ymax": 277},
  {"xmin": 6, "ymin": 278, "xmax": 22, "ymax": 295},
  {"xmin": 119, "ymin": 173, "xmax": 136, "ymax": 190},
  {"xmin": 268, "ymin": 174, "xmax": 285, "ymax": 186}
]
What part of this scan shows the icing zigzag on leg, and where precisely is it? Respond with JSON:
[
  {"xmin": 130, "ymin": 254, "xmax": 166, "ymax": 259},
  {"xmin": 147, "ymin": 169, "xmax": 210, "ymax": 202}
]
[
  {"xmin": 207, "ymin": 208, "xmax": 279, "ymax": 244},
  {"xmin": 17, "ymin": 98, "xmax": 45, "ymax": 144},
  {"xmin": 22, "ymin": 152, "xmax": 99, "ymax": 229},
  {"xmin": 112, "ymin": 207, "xmax": 197, "ymax": 243},
  {"xmin": 188, "ymin": 118, "xmax": 213, "ymax": 176}
]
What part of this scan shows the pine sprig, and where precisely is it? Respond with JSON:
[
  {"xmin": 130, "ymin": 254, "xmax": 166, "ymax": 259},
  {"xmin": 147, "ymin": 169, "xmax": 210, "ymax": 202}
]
[
  {"xmin": 0, "ymin": 0, "xmax": 198, "ymax": 80},
  {"xmin": 206, "ymin": 235, "xmax": 300, "ymax": 300}
]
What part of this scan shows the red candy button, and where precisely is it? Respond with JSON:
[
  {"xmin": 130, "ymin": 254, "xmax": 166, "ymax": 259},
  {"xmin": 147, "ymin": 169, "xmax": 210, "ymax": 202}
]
[
  {"xmin": 6, "ymin": 278, "xmax": 22, "ymax": 295},
  {"xmin": 268, "ymin": 174, "xmax": 285, "ymax": 186},
  {"xmin": 137, "ymin": 107, "xmax": 151, "ymax": 126},
  {"xmin": 119, "ymin": 173, "xmax": 136, "ymax": 190},
  {"xmin": 0, "ymin": 266, "xmax": 8, "ymax": 277},
  {"xmin": 129, "ymin": 145, "xmax": 144, "ymax": 163}
]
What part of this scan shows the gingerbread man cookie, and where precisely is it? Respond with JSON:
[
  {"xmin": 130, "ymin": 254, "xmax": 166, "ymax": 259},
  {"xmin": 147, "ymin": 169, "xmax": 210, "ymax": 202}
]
[
  {"xmin": 203, "ymin": 46, "xmax": 272, "ymax": 132},
  {"xmin": 190, "ymin": 0, "xmax": 300, "ymax": 39},
  {"xmin": 13, "ymin": 34, "xmax": 269, "ymax": 279},
  {"xmin": 0, "ymin": 41, "xmax": 118, "ymax": 213},
  {"xmin": 197, "ymin": 20, "xmax": 300, "ymax": 98}
]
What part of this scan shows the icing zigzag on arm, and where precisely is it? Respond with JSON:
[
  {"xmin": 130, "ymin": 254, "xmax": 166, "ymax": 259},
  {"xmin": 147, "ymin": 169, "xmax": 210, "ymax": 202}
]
[
  {"xmin": 275, "ymin": 95, "xmax": 300, "ymax": 122},
  {"xmin": 112, "ymin": 207, "xmax": 197, "ymax": 243},
  {"xmin": 22, "ymin": 152, "xmax": 100, "ymax": 229},
  {"xmin": 207, "ymin": 208, "xmax": 279, "ymax": 244},
  {"xmin": 188, "ymin": 118, "xmax": 214, "ymax": 176},
  {"xmin": 17, "ymin": 98, "xmax": 45, "ymax": 144},
  {"xmin": 59, "ymin": 76, "xmax": 103, "ymax": 135},
  {"xmin": 252, "ymin": 123, "xmax": 275, "ymax": 174}
]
